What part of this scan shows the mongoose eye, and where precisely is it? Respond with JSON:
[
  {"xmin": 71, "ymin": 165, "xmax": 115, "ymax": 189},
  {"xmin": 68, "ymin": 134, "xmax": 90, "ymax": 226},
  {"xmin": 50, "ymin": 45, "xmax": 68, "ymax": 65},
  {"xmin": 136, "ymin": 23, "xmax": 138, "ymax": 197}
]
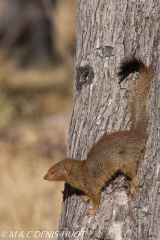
[{"xmin": 51, "ymin": 170, "xmax": 55, "ymax": 174}]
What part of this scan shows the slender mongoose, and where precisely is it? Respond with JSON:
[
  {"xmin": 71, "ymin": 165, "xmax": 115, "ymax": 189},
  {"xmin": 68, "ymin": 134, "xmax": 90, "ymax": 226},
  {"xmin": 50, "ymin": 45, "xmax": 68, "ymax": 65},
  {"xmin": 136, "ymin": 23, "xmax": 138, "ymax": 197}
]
[{"xmin": 44, "ymin": 58, "xmax": 152, "ymax": 216}]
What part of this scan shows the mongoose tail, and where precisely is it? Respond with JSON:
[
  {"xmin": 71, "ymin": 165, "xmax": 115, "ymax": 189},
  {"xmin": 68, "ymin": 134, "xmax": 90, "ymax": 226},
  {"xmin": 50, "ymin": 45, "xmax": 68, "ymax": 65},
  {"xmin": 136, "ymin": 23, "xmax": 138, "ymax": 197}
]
[{"xmin": 118, "ymin": 57, "xmax": 152, "ymax": 135}]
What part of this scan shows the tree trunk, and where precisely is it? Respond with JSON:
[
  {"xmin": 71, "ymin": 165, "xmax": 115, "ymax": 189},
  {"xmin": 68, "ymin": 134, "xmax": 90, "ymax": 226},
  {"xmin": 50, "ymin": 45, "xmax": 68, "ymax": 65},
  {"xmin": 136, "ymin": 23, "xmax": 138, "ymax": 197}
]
[{"xmin": 58, "ymin": 0, "xmax": 160, "ymax": 239}]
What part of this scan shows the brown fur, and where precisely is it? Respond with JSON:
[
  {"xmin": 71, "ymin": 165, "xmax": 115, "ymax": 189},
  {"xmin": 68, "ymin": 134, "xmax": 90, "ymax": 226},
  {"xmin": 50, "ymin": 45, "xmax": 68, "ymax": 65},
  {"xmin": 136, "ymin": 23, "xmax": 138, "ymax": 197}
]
[{"xmin": 44, "ymin": 58, "xmax": 152, "ymax": 216}]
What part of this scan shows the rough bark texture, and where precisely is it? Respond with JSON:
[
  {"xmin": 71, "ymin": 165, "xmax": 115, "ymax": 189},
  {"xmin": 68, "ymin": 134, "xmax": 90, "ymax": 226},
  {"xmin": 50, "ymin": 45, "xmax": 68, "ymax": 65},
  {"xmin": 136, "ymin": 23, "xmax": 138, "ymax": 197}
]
[{"xmin": 58, "ymin": 0, "xmax": 160, "ymax": 239}]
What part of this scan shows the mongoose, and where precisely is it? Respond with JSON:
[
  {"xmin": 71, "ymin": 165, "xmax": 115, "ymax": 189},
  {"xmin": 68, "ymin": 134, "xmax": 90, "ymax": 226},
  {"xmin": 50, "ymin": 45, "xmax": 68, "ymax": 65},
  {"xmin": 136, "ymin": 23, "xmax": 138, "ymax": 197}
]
[{"xmin": 44, "ymin": 58, "xmax": 152, "ymax": 216}]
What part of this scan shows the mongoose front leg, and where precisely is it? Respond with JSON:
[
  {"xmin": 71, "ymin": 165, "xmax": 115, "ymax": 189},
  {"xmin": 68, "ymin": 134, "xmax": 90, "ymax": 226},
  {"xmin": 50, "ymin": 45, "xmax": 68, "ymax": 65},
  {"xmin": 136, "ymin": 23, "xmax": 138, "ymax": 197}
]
[
  {"xmin": 82, "ymin": 195, "xmax": 90, "ymax": 202},
  {"xmin": 87, "ymin": 192, "xmax": 100, "ymax": 216}
]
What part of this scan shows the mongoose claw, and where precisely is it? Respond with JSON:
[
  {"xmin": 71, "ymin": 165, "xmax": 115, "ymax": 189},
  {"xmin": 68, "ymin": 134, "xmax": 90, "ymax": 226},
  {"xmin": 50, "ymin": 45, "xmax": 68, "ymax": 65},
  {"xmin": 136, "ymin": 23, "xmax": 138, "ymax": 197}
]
[
  {"xmin": 130, "ymin": 186, "xmax": 137, "ymax": 195},
  {"xmin": 87, "ymin": 208, "xmax": 96, "ymax": 217},
  {"xmin": 82, "ymin": 195, "xmax": 90, "ymax": 202}
]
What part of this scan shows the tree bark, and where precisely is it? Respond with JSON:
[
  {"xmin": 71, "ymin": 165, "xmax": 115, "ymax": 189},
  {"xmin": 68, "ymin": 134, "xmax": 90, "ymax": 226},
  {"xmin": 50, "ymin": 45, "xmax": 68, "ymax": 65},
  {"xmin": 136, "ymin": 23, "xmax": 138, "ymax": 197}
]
[{"xmin": 58, "ymin": 0, "xmax": 160, "ymax": 239}]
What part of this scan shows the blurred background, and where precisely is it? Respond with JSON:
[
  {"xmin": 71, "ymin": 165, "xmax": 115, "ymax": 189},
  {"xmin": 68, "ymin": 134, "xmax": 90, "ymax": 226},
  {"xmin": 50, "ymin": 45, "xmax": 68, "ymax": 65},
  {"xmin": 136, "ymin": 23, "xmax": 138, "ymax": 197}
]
[{"xmin": 0, "ymin": 0, "xmax": 76, "ymax": 237}]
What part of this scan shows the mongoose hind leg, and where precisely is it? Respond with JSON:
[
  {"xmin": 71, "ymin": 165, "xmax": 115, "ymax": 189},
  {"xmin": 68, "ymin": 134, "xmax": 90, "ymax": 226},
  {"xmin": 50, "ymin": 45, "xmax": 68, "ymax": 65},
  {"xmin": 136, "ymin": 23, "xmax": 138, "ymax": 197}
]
[
  {"xmin": 82, "ymin": 195, "xmax": 90, "ymax": 202},
  {"xmin": 120, "ymin": 163, "xmax": 137, "ymax": 195}
]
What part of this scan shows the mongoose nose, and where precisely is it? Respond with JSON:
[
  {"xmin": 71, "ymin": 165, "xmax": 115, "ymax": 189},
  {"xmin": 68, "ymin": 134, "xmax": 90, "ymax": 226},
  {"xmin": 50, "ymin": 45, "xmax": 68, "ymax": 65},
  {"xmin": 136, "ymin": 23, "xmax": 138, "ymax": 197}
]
[{"xmin": 43, "ymin": 175, "xmax": 47, "ymax": 180}]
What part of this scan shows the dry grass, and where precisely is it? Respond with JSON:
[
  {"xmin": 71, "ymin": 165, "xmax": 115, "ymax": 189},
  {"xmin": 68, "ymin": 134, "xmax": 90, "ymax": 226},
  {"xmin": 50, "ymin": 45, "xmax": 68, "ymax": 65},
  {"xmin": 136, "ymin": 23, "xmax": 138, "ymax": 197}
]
[{"xmin": 0, "ymin": 113, "xmax": 70, "ymax": 236}]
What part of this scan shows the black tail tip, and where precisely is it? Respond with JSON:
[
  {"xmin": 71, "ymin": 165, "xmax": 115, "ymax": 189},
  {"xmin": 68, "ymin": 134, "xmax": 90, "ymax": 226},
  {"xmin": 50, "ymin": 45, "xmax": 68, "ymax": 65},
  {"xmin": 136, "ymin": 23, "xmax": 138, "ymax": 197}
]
[{"xmin": 118, "ymin": 57, "xmax": 144, "ymax": 83}]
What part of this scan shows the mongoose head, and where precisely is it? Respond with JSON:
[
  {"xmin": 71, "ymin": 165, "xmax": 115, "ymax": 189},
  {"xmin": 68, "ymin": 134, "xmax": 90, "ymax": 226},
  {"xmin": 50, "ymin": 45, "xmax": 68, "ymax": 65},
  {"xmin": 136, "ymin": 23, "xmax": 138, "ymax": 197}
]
[{"xmin": 43, "ymin": 159, "xmax": 69, "ymax": 182}]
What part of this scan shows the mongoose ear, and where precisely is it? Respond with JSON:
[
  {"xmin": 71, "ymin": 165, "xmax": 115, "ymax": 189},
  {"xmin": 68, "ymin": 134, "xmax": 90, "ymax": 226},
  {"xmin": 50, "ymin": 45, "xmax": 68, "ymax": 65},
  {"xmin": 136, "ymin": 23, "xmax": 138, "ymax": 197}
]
[{"xmin": 63, "ymin": 164, "xmax": 69, "ymax": 173}]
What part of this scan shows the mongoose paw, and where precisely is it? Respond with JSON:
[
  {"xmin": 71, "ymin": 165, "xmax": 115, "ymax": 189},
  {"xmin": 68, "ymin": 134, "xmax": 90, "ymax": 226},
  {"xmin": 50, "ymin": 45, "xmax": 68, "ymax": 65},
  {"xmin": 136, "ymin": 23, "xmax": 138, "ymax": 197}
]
[
  {"xmin": 130, "ymin": 186, "xmax": 137, "ymax": 195},
  {"xmin": 128, "ymin": 188, "xmax": 137, "ymax": 200},
  {"xmin": 82, "ymin": 195, "xmax": 90, "ymax": 203},
  {"xmin": 130, "ymin": 177, "xmax": 137, "ymax": 195},
  {"xmin": 128, "ymin": 194, "xmax": 132, "ymax": 200},
  {"xmin": 87, "ymin": 208, "xmax": 96, "ymax": 217}
]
